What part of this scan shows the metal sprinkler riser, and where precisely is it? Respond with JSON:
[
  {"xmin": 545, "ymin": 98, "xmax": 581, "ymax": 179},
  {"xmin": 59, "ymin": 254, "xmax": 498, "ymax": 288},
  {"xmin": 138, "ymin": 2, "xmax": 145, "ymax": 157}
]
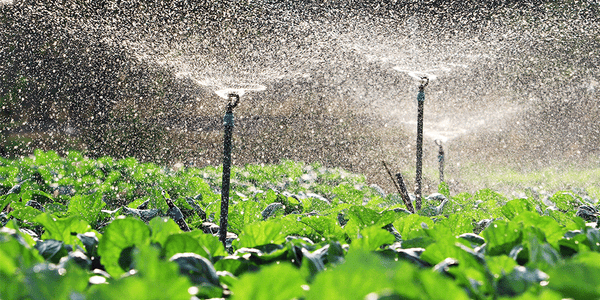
[
  {"xmin": 219, "ymin": 93, "xmax": 239, "ymax": 247},
  {"xmin": 414, "ymin": 76, "xmax": 428, "ymax": 211}
]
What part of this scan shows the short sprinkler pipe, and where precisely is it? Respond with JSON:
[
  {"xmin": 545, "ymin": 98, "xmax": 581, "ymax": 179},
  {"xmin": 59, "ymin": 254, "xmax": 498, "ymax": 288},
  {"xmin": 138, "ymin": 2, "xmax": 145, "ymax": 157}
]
[
  {"xmin": 414, "ymin": 77, "xmax": 428, "ymax": 211},
  {"xmin": 435, "ymin": 140, "xmax": 445, "ymax": 183},
  {"xmin": 219, "ymin": 93, "xmax": 239, "ymax": 247}
]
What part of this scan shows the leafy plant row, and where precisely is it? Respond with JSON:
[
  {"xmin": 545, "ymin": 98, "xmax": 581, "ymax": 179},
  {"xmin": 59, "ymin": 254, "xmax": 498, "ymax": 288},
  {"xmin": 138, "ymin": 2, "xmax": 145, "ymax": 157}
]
[{"xmin": 1, "ymin": 150, "xmax": 600, "ymax": 299}]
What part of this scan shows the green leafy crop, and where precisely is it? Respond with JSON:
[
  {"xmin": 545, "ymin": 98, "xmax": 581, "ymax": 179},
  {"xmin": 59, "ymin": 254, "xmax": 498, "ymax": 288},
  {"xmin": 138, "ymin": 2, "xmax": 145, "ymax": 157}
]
[{"xmin": 1, "ymin": 150, "xmax": 599, "ymax": 299}]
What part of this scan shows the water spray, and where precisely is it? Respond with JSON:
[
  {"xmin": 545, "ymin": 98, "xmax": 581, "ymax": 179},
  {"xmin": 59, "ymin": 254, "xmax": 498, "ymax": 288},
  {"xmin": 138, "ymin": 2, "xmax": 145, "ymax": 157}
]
[
  {"xmin": 435, "ymin": 139, "xmax": 445, "ymax": 183},
  {"xmin": 219, "ymin": 93, "xmax": 239, "ymax": 247},
  {"xmin": 414, "ymin": 76, "xmax": 428, "ymax": 211}
]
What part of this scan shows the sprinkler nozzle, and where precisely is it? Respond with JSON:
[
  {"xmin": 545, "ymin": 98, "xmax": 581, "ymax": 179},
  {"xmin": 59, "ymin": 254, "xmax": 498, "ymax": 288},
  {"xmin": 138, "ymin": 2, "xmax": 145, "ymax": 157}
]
[
  {"xmin": 227, "ymin": 93, "xmax": 240, "ymax": 111},
  {"xmin": 419, "ymin": 77, "xmax": 429, "ymax": 91}
]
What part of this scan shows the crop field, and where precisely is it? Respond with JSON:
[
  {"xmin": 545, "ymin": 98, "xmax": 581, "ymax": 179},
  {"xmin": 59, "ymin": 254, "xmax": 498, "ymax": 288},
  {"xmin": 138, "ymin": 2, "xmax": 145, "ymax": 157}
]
[{"xmin": 1, "ymin": 150, "xmax": 600, "ymax": 299}]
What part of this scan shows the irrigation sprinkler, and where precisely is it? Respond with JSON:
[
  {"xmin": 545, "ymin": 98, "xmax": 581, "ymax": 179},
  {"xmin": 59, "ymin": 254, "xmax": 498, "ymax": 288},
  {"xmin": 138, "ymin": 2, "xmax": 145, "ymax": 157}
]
[
  {"xmin": 414, "ymin": 76, "xmax": 428, "ymax": 211},
  {"xmin": 435, "ymin": 139, "xmax": 444, "ymax": 183},
  {"xmin": 219, "ymin": 93, "xmax": 239, "ymax": 247}
]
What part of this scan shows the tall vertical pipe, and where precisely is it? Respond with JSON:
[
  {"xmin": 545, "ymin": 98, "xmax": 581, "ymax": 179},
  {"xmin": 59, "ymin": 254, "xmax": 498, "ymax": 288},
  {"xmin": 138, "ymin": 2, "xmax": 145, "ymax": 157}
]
[
  {"xmin": 219, "ymin": 94, "xmax": 239, "ymax": 247},
  {"xmin": 414, "ymin": 77, "xmax": 427, "ymax": 211}
]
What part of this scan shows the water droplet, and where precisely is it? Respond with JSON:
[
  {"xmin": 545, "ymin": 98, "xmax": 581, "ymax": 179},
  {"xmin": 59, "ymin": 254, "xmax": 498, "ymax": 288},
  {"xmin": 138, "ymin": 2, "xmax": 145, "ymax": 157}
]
[{"xmin": 188, "ymin": 286, "xmax": 199, "ymax": 295}]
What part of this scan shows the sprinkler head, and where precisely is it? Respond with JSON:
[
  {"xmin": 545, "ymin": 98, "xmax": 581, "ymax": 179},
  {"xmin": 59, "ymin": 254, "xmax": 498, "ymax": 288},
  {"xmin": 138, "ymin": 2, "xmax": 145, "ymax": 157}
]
[
  {"xmin": 227, "ymin": 93, "xmax": 240, "ymax": 111},
  {"xmin": 419, "ymin": 77, "xmax": 429, "ymax": 91}
]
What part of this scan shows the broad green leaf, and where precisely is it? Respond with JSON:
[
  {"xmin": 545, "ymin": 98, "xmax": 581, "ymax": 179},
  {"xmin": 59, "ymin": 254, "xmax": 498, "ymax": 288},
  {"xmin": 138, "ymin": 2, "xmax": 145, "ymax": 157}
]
[
  {"xmin": 89, "ymin": 245, "xmax": 192, "ymax": 300},
  {"xmin": 67, "ymin": 192, "xmax": 106, "ymax": 226},
  {"xmin": 549, "ymin": 191, "xmax": 581, "ymax": 212},
  {"xmin": 525, "ymin": 233, "xmax": 561, "ymax": 271},
  {"xmin": 438, "ymin": 181, "xmax": 450, "ymax": 199},
  {"xmin": 416, "ymin": 268, "xmax": 470, "ymax": 300},
  {"xmin": 34, "ymin": 239, "xmax": 70, "ymax": 264},
  {"xmin": 214, "ymin": 257, "xmax": 256, "ymax": 277},
  {"xmin": 230, "ymin": 262, "xmax": 305, "ymax": 300},
  {"xmin": 502, "ymin": 198, "xmax": 535, "ymax": 220},
  {"xmin": 513, "ymin": 212, "xmax": 565, "ymax": 248},
  {"xmin": 430, "ymin": 214, "xmax": 472, "ymax": 238},
  {"xmin": 0, "ymin": 193, "xmax": 20, "ymax": 212},
  {"xmin": 420, "ymin": 237, "xmax": 484, "ymax": 272},
  {"xmin": 473, "ymin": 188, "xmax": 507, "ymax": 204},
  {"xmin": 548, "ymin": 209, "xmax": 586, "ymax": 229},
  {"xmin": 352, "ymin": 226, "xmax": 395, "ymax": 251},
  {"xmin": 21, "ymin": 190, "xmax": 54, "ymax": 204},
  {"xmin": 228, "ymin": 200, "xmax": 263, "ymax": 234},
  {"xmin": 571, "ymin": 251, "xmax": 600, "ymax": 267},
  {"xmin": 235, "ymin": 220, "xmax": 286, "ymax": 248},
  {"xmin": 162, "ymin": 233, "xmax": 209, "ymax": 259},
  {"xmin": 0, "ymin": 272, "xmax": 27, "ymax": 300},
  {"xmin": 393, "ymin": 214, "xmax": 434, "ymax": 240},
  {"xmin": 498, "ymin": 289, "xmax": 562, "ymax": 300},
  {"xmin": 333, "ymin": 183, "xmax": 363, "ymax": 205},
  {"xmin": 97, "ymin": 217, "xmax": 150, "ymax": 277},
  {"xmin": 8, "ymin": 205, "xmax": 43, "ymax": 222},
  {"xmin": 297, "ymin": 215, "xmax": 346, "ymax": 241},
  {"xmin": 558, "ymin": 231, "xmax": 590, "ymax": 255},
  {"xmin": 23, "ymin": 262, "xmax": 89, "ymax": 300},
  {"xmin": 34, "ymin": 213, "xmax": 91, "ymax": 245},
  {"xmin": 346, "ymin": 205, "xmax": 380, "ymax": 227},
  {"xmin": 487, "ymin": 255, "xmax": 518, "ymax": 277},
  {"xmin": 169, "ymin": 253, "xmax": 221, "ymax": 290},
  {"xmin": 0, "ymin": 229, "xmax": 44, "ymax": 275},
  {"xmin": 309, "ymin": 249, "xmax": 469, "ymax": 300},
  {"xmin": 308, "ymin": 249, "xmax": 394, "ymax": 299},
  {"xmin": 196, "ymin": 232, "xmax": 228, "ymax": 257},
  {"xmin": 547, "ymin": 257, "xmax": 600, "ymax": 299},
  {"xmin": 496, "ymin": 266, "xmax": 549, "ymax": 297},
  {"xmin": 379, "ymin": 208, "xmax": 410, "ymax": 226},
  {"xmin": 44, "ymin": 203, "xmax": 68, "ymax": 217},
  {"xmin": 481, "ymin": 220, "xmax": 523, "ymax": 256},
  {"xmin": 148, "ymin": 217, "xmax": 181, "ymax": 246}
]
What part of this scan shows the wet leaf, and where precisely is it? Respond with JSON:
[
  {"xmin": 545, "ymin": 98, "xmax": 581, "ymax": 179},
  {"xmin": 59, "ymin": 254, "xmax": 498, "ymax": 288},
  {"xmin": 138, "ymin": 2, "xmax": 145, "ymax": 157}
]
[
  {"xmin": 8, "ymin": 205, "xmax": 43, "ymax": 222},
  {"xmin": 89, "ymin": 245, "xmax": 192, "ymax": 300},
  {"xmin": 23, "ymin": 262, "xmax": 89, "ymax": 300},
  {"xmin": 67, "ymin": 192, "xmax": 106, "ymax": 226},
  {"xmin": 34, "ymin": 213, "xmax": 91, "ymax": 245},
  {"xmin": 502, "ymin": 198, "xmax": 536, "ymax": 220},
  {"xmin": 34, "ymin": 239, "xmax": 69, "ymax": 263},
  {"xmin": 97, "ymin": 217, "xmax": 150, "ymax": 277},
  {"xmin": 230, "ymin": 262, "xmax": 306, "ymax": 300},
  {"xmin": 481, "ymin": 220, "xmax": 523, "ymax": 256},
  {"xmin": 235, "ymin": 219, "xmax": 286, "ymax": 248},
  {"xmin": 352, "ymin": 226, "xmax": 395, "ymax": 251},
  {"xmin": 547, "ymin": 253, "xmax": 600, "ymax": 299},
  {"xmin": 162, "ymin": 233, "xmax": 210, "ymax": 260},
  {"xmin": 148, "ymin": 217, "xmax": 181, "ymax": 246},
  {"xmin": 169, "ymin": 252, "xmax": 220, "ymax": 286}
]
